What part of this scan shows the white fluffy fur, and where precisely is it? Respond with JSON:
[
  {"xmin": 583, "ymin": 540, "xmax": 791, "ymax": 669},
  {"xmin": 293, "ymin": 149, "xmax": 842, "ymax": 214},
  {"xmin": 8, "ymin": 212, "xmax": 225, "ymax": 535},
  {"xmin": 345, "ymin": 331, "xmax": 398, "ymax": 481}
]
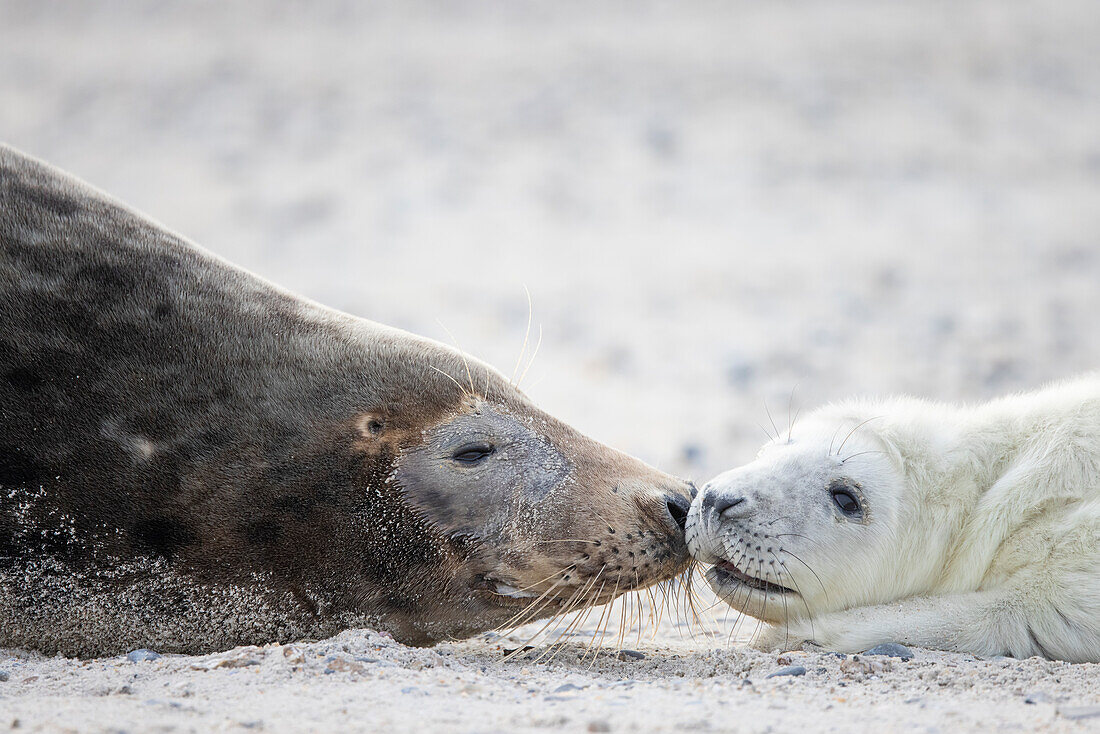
[{"xmin": 686, "ymin": 375, "xmax": 1100, "ymax": 662}]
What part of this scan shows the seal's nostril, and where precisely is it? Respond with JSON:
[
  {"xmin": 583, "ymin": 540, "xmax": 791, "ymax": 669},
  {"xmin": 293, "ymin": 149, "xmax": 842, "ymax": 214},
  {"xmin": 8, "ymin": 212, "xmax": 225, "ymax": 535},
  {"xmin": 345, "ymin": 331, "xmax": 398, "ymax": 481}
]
[
  {"xmin": 713, "ymin": 495, "xmax": 746, "ymax": 516},
  {"xmin": 701, "ymin": 491, "xmax": 714, "ymax": 511},
  {"xmin": 664, "ymin": 494, "xmax": 690, "ymax": 532}
]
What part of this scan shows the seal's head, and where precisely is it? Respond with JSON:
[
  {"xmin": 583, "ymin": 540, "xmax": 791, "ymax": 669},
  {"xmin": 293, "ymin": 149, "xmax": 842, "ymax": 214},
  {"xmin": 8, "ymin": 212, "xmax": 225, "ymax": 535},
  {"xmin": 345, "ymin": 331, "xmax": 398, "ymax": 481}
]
[
  {"xmin": 686, "ymin": 404, "xmax": 917, "ymax": 624},
  {"xmin": 335, "ymin": 339, "xmax": 695, "ymax": 645}
]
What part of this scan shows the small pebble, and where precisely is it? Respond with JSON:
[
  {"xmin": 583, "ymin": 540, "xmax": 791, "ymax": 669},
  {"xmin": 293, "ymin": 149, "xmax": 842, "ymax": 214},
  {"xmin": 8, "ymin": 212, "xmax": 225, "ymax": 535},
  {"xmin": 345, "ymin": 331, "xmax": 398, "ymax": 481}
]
[
  {"xmin": 1024, "ymin": 692, "xmax": 1053, "ymax": 705},
  {"xmin": 218, "ymin": 655, "xmax": 261, "ymax": 669},
  {"xmin": 0, "ymin": 671, "xmax": 9, "ymax": 682},
  {"xmin": 766, "ymin": 665, "xmax": 806, "ymax": 679},
  {"xmin": 554, "ymin": 683, "xmax": 584, "ymax": 693},
  {"xmin": 587, "ymin": 720, "xmax": 611, "ymax": 733},
  {"xmin": 325, "ymin": 658, "xmax": 366, "ymax": 675},
  {"xmin": 616, "ymin": 649, "xmax": 645, "ymax": 661},
  {"xmin": 126, "ymin": 649, "xmax": 162, "ymax": 663},
  {"xmin": 841, "ymin": 657, "xmax": 892, "ymax": 675},
  {"xmin": 862, "ymin": 643, "xmax": 913, "ymax": 660}
]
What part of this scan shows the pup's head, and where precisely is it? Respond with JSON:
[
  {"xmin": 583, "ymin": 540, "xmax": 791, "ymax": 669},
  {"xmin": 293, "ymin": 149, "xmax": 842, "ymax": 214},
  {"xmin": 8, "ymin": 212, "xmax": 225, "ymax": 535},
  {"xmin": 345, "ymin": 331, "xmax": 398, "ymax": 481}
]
[{"xmin": 685, "ymin": 407, "xmax": 912, "ymax": 623}]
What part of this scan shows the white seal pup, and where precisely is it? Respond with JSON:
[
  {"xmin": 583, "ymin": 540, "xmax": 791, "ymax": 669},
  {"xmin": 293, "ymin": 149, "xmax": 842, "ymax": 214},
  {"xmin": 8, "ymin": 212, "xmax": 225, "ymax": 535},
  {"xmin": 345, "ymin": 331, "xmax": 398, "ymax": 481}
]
[{"xmin": 687, "ymin": 377, "xmax": 1100, "ymax": 662}]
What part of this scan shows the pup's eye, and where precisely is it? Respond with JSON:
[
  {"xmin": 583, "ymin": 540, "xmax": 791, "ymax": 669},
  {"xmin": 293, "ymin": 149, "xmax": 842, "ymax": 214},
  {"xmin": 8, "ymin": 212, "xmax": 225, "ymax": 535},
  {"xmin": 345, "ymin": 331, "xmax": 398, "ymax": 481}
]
[
  {"xmin": 452, "ymin": 443, "xmax": 495, "ymax": 464},
  {"xmin": 830, "ymin": 487, "xmax": 862, "ymax": 517}
]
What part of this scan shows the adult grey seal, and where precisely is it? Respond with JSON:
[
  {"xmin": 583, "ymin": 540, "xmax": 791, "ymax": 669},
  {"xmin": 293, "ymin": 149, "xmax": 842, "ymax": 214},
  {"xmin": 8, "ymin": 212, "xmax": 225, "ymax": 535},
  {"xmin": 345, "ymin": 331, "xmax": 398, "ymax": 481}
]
[
  {"xmin": 0, "ymin": 145, "xmax": 694, "ymax": 657},
  {"xmin": 687, "ymin": 377, "xmax": 1100, "ymax": 662}
]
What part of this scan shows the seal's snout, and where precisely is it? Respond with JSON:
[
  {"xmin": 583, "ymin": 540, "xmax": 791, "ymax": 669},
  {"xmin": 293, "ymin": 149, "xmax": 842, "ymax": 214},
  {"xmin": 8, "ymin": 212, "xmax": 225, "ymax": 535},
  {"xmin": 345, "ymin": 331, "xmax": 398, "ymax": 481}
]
[
  {"xmin": 664, "ymin": 492, "xmax": 690, "ymax": 532},
  {"xmin": 697, "ymin": 470, "xmax": 761, "ymax": 525}
]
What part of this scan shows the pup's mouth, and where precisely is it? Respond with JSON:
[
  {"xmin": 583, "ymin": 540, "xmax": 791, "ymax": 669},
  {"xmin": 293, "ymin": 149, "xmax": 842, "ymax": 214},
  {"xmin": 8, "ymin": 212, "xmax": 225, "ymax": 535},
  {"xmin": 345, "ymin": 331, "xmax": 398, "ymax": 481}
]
[{"xmin": 712, "ymin": 559, "xmax": 796, "ymax": 595}]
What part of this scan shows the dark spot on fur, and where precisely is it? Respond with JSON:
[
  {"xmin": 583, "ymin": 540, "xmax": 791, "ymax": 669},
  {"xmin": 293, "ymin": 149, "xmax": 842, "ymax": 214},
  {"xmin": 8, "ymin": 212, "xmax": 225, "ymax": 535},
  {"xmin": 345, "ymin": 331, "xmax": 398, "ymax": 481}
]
[
  {"xmin": 244, "ymin": 520, "xmax": 281, "ymax": 546},
  {"xmin": 79, "ymin": 262, "xmax": 137, "ymax": 294},
  {"xmin": 12, "ymin": 182, "xmax": 82, "ymax": 216},
  {"xmin": 0, "ymin": 449, "xmax": 43, "ymax": 486},
  {"xmin": 193, "ymin": 427, "xmax": 231, "ymax": 452},
  {"xmin": 273, "ymin": 494, "xmax": 318, "ymax": 520},
  {"xmin": 153, "ymin": 302, "xmax": 173, "ymax": 321},
  {"xmin": 4, "ymin": 367, "xmax": 43, "ymax": 392},
  {"xmin": 132, "ymin": 517, "xmax": 197, "ymax": 558}
]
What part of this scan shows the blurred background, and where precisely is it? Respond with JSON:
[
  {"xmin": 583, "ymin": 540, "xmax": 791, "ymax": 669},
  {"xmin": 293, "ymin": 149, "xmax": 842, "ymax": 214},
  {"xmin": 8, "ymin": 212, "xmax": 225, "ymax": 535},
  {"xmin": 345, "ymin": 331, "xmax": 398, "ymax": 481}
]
[{"xmin": 3, "ymin": 0, "xmax": 1098, "ymax": 484}]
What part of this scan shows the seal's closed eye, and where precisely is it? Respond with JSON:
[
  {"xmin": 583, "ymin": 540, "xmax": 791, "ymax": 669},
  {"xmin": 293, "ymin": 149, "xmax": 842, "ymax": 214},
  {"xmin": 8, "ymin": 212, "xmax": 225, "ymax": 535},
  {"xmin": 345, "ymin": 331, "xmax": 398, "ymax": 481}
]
[{"xmin": 452, "ymin": 442, "xmax": 495, "ymax": 464}]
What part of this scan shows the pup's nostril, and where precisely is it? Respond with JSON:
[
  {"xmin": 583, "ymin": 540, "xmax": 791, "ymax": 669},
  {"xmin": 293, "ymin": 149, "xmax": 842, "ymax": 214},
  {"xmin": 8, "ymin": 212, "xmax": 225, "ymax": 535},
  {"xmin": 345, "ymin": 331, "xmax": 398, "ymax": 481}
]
[
  {"xmin": 664, "ymin": 494, "xmax": 690, "ymax": 532},
  {"xmin": 713, "ymin": 495, "xmax": 746, "ymax": 515}
]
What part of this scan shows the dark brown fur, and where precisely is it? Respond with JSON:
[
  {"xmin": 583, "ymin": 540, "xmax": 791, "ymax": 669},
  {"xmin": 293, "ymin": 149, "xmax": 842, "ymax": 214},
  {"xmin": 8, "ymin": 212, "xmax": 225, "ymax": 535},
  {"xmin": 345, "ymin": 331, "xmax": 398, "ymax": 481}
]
[{"xmin": 0, "ymin": 146, "xmax": 693, "ymax": 657}]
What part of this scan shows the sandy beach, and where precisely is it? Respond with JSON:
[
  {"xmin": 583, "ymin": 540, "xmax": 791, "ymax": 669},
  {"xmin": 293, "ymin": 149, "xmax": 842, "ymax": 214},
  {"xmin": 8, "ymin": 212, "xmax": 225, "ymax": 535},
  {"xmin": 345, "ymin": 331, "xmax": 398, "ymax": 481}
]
[
  {"xmin": 2, "ymin": 0, "xmax": 1099, "ymax": 730},
  {"xmin": 3, "ymin": 620, "xmax": 1100, "ymax": 732}
]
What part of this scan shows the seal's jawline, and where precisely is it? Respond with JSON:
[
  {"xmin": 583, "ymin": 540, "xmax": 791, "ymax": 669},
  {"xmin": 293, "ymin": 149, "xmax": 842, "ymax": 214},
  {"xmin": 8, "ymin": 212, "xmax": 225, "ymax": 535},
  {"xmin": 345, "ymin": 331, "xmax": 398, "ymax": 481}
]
[{"xmin": 712, "ymin": 560, "xmax": 797, "ymax": 595}]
